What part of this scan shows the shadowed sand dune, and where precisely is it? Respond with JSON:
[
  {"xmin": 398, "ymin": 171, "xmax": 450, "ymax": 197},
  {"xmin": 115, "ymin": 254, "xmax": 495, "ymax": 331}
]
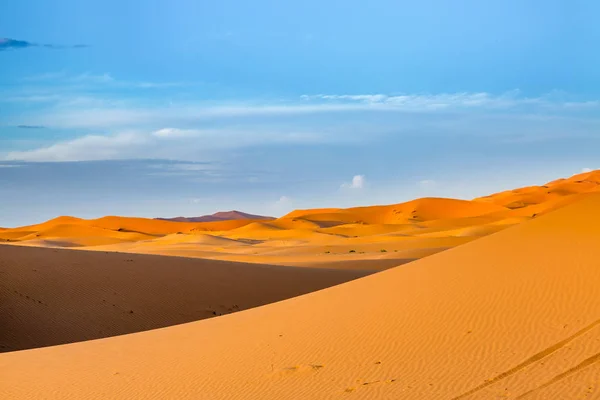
[
  {"xmin": 0, "ymin": 245, "xmax": 369, "ymax": 353},
  {"xmin": 2, "ymin": 192, "xmax": 600, "ymax": 398}
]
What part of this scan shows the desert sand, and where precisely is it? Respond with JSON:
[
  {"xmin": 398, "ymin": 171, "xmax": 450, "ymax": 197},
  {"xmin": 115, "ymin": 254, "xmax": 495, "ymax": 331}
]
[
  {"xmin": 1, "ymin": 178, "xmax": 600, "ymax": 398},
  {"xmin": 2, "ymin": 170, "xmax": 599, "ymax": 272}
]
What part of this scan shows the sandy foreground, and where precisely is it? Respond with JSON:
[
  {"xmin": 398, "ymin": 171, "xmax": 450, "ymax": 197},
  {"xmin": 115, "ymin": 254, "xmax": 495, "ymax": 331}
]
[{"xmin": 2, "ymin": 192, "xmax": 600, "ymax": 398}]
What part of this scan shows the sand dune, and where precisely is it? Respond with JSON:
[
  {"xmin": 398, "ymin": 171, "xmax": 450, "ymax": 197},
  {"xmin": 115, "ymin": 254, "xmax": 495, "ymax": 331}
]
[
  {"xmin": 19, "ymin": 223, "xmax": 155, "ymax": 245},
  {"xmin": 0, "ymin": 245, "xmax": 368, "ymax": 353},
  {"xmin": 2, "ymin": 190, "xmax": 600, "ymax": 398},
  {"xmin": 2, "ymin": 170, "xmax": 600, "ymax": 270},
  {"xmin": 0, "ymin": 198, "xmax": 522, "ymax": 269},
  {"xmin": 285, "ymin": 197, "xmax": 507, "ymax": 225},
  {"xmin": 475, "ymin": 169, "xmax": 600, "ymax": 210}
]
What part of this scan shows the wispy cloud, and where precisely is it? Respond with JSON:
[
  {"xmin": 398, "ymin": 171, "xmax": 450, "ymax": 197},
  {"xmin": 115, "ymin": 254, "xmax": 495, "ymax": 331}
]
[
  {"xmin": 6, "ymin": 89, "xmax": 599, "ymax": 131},
  {"xmin": 3, "ymin": 126, "xmax": 338, "ymax": 162},
  {"xmin": 3, "ymin": 84, "xmax": 600, "ymax": 163},
  {"xmin": 5, "ymin": 132, "xmax": 146, "ymax": 162},
  {"xmin": 0, "ymin": 38, "xmax": 88, "ymax": 51},
  {"xmin": 302, "ymin": 91, "xmax": 545, "ymax": 110}
]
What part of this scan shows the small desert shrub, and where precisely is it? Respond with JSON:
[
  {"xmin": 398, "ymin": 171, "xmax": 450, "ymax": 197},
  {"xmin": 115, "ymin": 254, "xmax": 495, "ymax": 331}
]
[
  {"xmin": 380, "ymin": 249, "xmax": 387, "ymax": 253},
  {"xmin": 325, "ymin": 251, "xmax": 330, "ymax": 254},
  {"xmin": 349, "ymin": 249, "xmax": 356, "ymax": 253}
]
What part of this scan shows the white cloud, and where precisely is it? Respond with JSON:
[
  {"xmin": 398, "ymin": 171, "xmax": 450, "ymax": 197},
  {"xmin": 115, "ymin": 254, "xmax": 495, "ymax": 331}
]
[
  {"xmin": 153, "ymin": 128, "xmax": 201, "ymax": 138},
  {"xmin": 341, "ymin": 175, "xmax": 366, "ymax": 190},
  {"xmin": 581, "ymin": 168, "xmax": 593, "ymax": 173}
]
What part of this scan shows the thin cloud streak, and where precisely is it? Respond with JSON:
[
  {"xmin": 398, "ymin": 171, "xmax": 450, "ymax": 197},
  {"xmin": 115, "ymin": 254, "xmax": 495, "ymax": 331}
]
[{"xmin": 0, "ymin": 38, "xmax": 88, "ymax": 51}]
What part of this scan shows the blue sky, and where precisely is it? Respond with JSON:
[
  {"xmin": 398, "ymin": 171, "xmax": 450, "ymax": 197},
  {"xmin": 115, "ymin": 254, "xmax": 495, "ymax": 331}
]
[{"xmin": 1, "ymin": 0, "xmax": 599, "ymax": 226}]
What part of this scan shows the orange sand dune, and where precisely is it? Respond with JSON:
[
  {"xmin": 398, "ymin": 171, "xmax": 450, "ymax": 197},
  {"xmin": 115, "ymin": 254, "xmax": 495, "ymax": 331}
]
[
  {"xmin": 286, "ymin": 197, "xmax": 507, "ymax": 225},
  {"xmin": 0, "ymin": 244, "xmax": 368, "ymax": 353},
  {"xmin": 2, "ymin": 191, "xmax": 600, "ymax": 398},
  {"xmin": 476, "ymin": 169, "xmax": 600, "ymax": 210},
  {"xmin": 283, "ymin": 207, "xmax": 342, "ymax": 219},
  {"xmin": 0, "ymin": 229, "xmax": 37, "ymax": 241},
  {"xmin": 12, "ymin": 215, "xmax": 85, "ymax": 232},
  {"xmin": 19, "ymin": 223, "xmax": 155, "ymax": 245}
]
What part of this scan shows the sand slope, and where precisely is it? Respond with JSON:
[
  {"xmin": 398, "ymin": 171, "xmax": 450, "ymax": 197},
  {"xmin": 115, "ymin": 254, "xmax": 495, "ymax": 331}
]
[
  {"xmin": 0, "ymin": 245, "xmax": 368, "ymax": 353},
  {"xmin": 2, "ymin": 193, "xmax": 600, "ymax": 399}
]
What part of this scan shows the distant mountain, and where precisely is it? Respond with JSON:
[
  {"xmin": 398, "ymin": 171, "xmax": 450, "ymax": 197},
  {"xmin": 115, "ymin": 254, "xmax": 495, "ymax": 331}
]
[{"xmin": 156, "ymin": 210, "xmax": 274, "ymax": 223}]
